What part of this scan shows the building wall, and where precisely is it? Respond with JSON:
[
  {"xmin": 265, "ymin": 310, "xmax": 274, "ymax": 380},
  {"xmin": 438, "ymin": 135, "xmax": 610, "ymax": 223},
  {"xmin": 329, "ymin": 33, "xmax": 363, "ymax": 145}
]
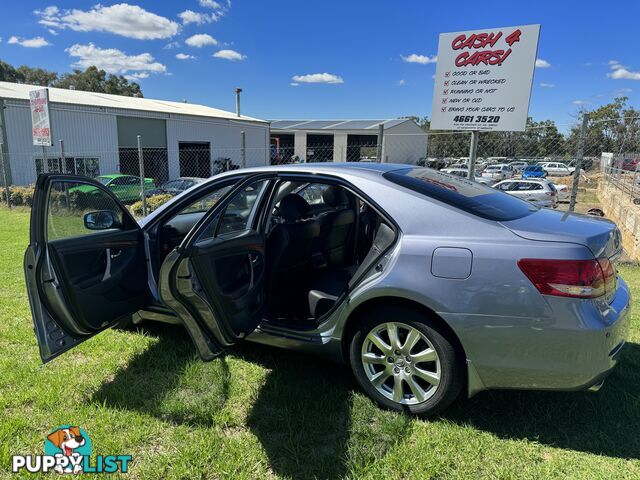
[
  {"xmin": 2, "ymin": 99, "xmax": 269, "ymax": 185},
  {"xmin": 383, "ymin": 122, "xmax": 428, "ymax": 164}
]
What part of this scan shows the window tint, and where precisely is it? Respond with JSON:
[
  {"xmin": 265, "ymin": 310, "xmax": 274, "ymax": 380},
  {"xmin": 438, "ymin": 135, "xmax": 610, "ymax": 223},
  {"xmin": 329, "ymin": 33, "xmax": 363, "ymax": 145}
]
[
  {"xmin": 217, "ymin": 181, "xmax": 268, "ymax": 236},
  {"xmin": 47, "ymin": 180, "xmax": 125, "ymax": 241},
  {"xmin": 298, "ymin": 183, "xmax": 329, "ymax": 205},
  {"xmin": 384, "ymin": 168, "xmax": 537, "ymax": 221}
]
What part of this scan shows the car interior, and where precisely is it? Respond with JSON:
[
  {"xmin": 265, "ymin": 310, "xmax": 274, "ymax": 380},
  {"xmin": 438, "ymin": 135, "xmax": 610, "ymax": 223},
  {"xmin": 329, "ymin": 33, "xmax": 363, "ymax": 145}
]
[{"xmin": 155, "ymin": 178, "xmax": 393, "ymax": 327}]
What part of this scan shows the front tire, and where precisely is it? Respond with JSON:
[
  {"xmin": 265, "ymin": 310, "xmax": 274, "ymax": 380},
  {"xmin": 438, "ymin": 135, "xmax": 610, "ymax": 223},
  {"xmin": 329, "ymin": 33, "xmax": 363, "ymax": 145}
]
[{"xmin": 349, "ymin": 307, "xmax": 463, "ymax": 416}]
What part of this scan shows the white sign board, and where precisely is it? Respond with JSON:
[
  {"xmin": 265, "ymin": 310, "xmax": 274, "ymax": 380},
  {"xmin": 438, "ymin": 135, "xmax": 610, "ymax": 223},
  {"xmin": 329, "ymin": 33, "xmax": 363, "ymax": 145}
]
[
  {"xmin": 431, "ymin": 24, "xmax": 540, "ymax": 132},
  {"xmin": 29, "ymin": 88, "xmax": 53, "ymax": 146}
]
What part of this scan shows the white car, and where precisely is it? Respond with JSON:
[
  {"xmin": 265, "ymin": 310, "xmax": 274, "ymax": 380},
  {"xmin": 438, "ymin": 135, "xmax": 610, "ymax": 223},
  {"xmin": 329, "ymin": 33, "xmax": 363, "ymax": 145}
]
[
  {"xmin": 481, "ymin": 164, "xmax": 514, "ymax": 181},
  {"xmin": 537, "ymin": 162, "xmax": 575, "ymax": 177},
  {"xmin": 508, "ymin": 161, "xmax": 529, "ymax": 173},
  {"xmin": 440, "ymin": 168, "xmax": 494, "ymax": 185},
  {"xmin": 493, "ymin": 179, "xmax": 558, "ymax": 208},
  {"xmin": 553, "ymin": 183, "xmax": 570, "ymax": 202}
]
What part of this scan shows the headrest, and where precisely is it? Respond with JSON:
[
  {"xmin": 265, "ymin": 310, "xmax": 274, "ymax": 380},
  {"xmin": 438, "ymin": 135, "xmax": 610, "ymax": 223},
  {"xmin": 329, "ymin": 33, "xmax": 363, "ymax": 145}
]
[
  {"xmin": 322, "ymin": 186, "xmax": 349, "ymax": 208},
  {"xmin": 279, "ymin": 194, "xmax": 311, "ymax": 222}
]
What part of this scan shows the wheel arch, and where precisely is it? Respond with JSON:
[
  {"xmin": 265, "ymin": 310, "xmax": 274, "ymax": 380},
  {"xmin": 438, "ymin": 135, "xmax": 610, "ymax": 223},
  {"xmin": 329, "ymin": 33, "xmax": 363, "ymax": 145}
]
[{"xmin": 341, "ymin": 296, "xmax": 467, "ymax": 369}]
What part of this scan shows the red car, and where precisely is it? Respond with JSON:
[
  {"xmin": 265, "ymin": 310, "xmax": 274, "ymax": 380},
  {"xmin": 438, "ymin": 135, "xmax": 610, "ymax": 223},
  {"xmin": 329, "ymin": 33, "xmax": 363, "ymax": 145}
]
[{"xmin": 622, "ymin": 158, "xmax": 640, "ymax": 171}]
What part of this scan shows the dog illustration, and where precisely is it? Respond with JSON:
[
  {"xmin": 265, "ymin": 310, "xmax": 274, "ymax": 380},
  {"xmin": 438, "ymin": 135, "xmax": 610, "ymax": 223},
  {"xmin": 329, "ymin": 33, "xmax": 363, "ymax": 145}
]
[{"xmin": 47, "ymin": 426, "xmax": 85, "ymax": 474}]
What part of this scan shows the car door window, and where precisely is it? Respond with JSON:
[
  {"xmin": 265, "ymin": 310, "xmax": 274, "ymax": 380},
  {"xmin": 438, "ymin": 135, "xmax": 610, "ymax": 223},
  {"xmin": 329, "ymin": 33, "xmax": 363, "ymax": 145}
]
[
  {"xmin": 214, "ymin": 181, "xmax": 269, "ymax": 237},
  {"xmin": 46, "ymin": 180, "xmax": 125, "ymax": 241}
]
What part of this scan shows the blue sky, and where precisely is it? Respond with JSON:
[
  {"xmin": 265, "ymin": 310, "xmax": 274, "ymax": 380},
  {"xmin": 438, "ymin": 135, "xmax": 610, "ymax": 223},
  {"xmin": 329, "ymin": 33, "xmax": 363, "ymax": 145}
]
[{"xmin": 0, "ymin": 0, "xmax": 637, "ymax": 127}]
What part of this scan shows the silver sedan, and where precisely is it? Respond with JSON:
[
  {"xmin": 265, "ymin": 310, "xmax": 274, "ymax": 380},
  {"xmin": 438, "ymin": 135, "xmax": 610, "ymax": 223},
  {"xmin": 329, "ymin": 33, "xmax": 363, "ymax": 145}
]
[{"xmin": 25, "ymin": 164, "xmax": 630, "ymax": 416}]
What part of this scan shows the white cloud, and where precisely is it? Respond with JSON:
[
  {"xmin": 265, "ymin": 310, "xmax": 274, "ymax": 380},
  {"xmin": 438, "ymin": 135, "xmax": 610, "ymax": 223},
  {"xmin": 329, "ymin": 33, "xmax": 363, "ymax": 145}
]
[
  {"xmin": 607, "ymin": 60, "xmax": 640, "ymax": 80},
  {"xmin": 66, "ymin": 43, "xmax": 166, "ymax": 76},
  {"xmin": 398, "ymin": 79, "xmax": 406, "ymax": 86},
  {"xmin": 213, "ymin": 49, "xmax": 246, "ymax": 61},
  {"xmin": 185, "ymin": 33, "xmax": 218, "ymax": 47},
  {"xmin": 539, "ymin": 82, "xmax": 555, "ymax": 88},
  {"xmin": 535, "ymin": 58, "xmax": 551, "ymax": 68},
  {"xmin": 163, "ymin": 41, "xmax": 180, "ymax": 50},
  {"xmin": 291, "ymin": 73, "xmax": 344, "ymax": 84},
  {"xmin": 199, "ymin": 0, "xmax": 222, "ymax": 8},
  {"xmin": 617, "ymin": 88, "xmax": 633, "ymax": 93},
  {"xmin": 178, "ymin": 10, "xmax": 219, "ymax": 25},
  {"xmin": 401, "ymin": 54, "xmax": 437, "ymax": 64},
  {"xmin": 176, "ymin": 53, "xmax": 195, "ymax": 60},
  {"xmin": 7, "ymin": 36, "xmax": 51, "ymax": 48},
  {"xmin": 573, "ymin": 100, "xmax": 590, "ymax": 105},
  {"xmin": 35, "ymin": 4, "xmax": 179, "ymax": 40},
  {"xmin": 290, "ymin": 82, "xmax": 299, "ymax": 87},
  {"xmin": 125, "ymin": 72, "xmax": 149, "ymax": 81}
]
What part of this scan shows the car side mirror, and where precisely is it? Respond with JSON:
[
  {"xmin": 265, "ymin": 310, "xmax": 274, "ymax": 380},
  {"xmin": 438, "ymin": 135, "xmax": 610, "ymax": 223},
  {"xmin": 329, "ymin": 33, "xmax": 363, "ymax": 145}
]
[{"xmin": 84, "ymin": 210, "xmax": 117, "ymax": 230}]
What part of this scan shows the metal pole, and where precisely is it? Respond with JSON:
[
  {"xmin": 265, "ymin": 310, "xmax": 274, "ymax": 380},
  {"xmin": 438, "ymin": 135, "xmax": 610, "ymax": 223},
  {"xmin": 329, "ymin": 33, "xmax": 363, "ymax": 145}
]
[
  {"xmin": 42, "ymin": 145, "xmax": 48, "ymax": 173},
  {"xmin": 240, "ymin": 131, "xmax": 246, "ymax": 168},
  {"xmin": 376, "ymin": 123, "xmax": 384, "ymax": 163},
  {"xmin": 235, "ymin": 88, "xmax": 242, "ymax": 117},
  {"xmin": 569, "ymin": 113, "xmax": 589, "ymax": 212},
  {"xmin": 137, "ymin": 135, "xmax": 147, "ymax": 216},
  {"xmin": 0, "ymin": 143, "xmax": 10, "ymax": 208},
  {"xmin": 468, "ymin": 131, "xmax": 479, "ymax": 180}
]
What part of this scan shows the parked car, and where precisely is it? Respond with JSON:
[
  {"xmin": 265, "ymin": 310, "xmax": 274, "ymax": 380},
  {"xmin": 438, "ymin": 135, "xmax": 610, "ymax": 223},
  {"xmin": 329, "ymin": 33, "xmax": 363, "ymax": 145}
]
[
  {"xmin": 481, "ymin": 164, "xmax": 514, "ymax": 181},
  {"xmin": 493, "ymin": 179, "xmax": 558, "ymax": 208},
  {"xmin": 538, "ymin": 162, "xmax": 575, "ymax": 177},
  {"xmin": 145, "ymin": 177, "xmax": 206, "ymax": 197},
  {"xmin": 508, "ymin": 161, "xmax": 529, "ymax": 173},
  {"xmin": 553, "ymin": 183, "xmax": 570, "ymax": 202},
  {"xmin": 522, "ymin": 165, "xmax": 547, "ymax": 179},
  {"xmin": 440, "ymin": 168, "xmax": 493, "ymax": 185},
  {"xmin": 621, "ymin": 158, "xmax": 640, "ymax": 172},
  {"xmin": 25, "ymin": 165, "xmax": 629, "ymax": 416},
  {"xmin": 92, "ymin": 174, "xmax": 155, "ymax": 203}
]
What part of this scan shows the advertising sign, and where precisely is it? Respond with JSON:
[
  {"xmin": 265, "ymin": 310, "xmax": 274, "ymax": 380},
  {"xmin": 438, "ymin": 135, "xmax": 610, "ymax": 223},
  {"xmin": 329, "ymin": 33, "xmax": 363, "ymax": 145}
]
[
  {"xmin": 431, "ymin": 24, "xmax": 540, "ymax": 132},
  {"xmin": 29, "ymin": 88, "xmax": 53, "ymax": 146}
]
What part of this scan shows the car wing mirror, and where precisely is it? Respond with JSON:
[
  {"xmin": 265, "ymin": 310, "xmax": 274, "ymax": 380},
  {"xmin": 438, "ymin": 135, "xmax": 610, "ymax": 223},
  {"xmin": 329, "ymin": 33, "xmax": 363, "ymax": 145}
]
[{"xmin": 84, "ymin": 210, "xmax": 118, "ymax": 230}]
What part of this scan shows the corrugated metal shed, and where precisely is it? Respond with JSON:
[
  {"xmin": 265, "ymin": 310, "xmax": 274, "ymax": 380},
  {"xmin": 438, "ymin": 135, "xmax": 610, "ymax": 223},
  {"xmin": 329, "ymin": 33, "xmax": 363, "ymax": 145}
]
[
  {"xmin": 0, "ymin": 81, "xmax": 267, "ymax": 123},
  {"xmin": 270, "ymin": 119, "xmax": 411, "ymax": 131}
]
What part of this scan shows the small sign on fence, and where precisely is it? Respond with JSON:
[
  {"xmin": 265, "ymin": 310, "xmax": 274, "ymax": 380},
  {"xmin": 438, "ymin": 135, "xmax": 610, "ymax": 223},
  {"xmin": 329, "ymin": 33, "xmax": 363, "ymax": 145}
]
[
  {"xmin": 431, "ymin": 24, "xmax": 540, "ymax": 132},
  {"xmin": 29, "ymin": 88, "xmax": 53, "ymax": 146}
]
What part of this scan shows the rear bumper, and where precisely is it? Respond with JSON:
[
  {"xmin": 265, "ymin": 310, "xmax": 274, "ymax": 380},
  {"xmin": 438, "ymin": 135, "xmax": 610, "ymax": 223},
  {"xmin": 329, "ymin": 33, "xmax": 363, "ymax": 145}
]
[{"xmin": 446, "ymin": 277, "xmax": 631, "ymax": 395}]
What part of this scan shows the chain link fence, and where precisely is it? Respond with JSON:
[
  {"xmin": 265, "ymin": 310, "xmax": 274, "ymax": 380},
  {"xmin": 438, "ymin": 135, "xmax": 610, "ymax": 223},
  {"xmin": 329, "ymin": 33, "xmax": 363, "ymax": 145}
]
[{"xmin": 1, "ymin": 117, "xmax": 639, "ymax": 217}]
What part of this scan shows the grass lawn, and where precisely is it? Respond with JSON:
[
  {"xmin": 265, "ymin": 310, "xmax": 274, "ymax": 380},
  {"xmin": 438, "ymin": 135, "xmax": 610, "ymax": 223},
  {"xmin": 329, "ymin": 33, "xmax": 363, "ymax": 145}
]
[{"xmin": 0, "ymin": 206, "xmax": 639, "ymax": 479}]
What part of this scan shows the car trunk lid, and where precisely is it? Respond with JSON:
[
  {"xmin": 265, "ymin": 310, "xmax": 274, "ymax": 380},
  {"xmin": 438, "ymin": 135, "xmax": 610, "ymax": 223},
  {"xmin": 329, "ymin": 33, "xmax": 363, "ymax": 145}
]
[{"xmin": 501, "ymin": 208, "xmax": 622, "ymax": 303}]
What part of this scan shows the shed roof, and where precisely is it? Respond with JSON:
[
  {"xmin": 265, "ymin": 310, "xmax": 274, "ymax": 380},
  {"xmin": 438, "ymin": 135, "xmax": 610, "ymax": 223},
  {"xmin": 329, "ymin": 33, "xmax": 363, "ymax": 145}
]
[
  {"xmin": 270, "ymin": 118, "xmax": 413, "ymax": 131},
  {"xmin": 0, "ymin": 81, "xmax": 267, "ymax": 123}
]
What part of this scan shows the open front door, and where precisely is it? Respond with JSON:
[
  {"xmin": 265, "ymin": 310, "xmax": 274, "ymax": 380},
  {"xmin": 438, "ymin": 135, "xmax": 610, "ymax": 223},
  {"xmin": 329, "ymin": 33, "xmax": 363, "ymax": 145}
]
[
  {"xmin": 25, "ymin": 174, "xmax": 147, "ymax": 363},
  {"xmin": 159, "ymin": 179, "xmax": 269, "ymax": 360}
]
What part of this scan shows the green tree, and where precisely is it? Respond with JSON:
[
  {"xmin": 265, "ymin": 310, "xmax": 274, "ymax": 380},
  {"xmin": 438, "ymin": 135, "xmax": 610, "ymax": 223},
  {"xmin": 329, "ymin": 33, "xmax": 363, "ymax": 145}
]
[{"xmin": 0, "ymin": 60, "xmax": 57, "ymax": 86}]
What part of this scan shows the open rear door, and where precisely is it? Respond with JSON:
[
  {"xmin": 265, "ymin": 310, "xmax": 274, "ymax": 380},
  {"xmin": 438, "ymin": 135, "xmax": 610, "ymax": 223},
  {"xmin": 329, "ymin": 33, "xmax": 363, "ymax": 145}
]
[
  {"xmin": 25, "ymin": 174, "xmax": 147, "ymax": 363},
  {"xmin": 159, "ymin": 178, "xmax": 269, "ymax": 360}
]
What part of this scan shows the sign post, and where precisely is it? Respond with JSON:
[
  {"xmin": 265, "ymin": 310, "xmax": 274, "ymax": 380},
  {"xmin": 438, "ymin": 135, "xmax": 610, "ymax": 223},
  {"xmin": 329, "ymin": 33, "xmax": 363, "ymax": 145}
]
[
  {"xmin": 29, "ymin": 88, "xmax": 53, "ymax": 173},
  {"xmin": 430, "ymin": 24, "xmax": 540, "ymax": 176}
]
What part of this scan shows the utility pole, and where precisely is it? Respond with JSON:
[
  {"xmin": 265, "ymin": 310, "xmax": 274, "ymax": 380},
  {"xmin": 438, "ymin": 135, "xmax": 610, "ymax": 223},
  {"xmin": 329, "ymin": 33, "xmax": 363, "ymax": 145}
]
[
  {"xmin": 235, "ymin": 88, "xmax": 242, "ymax": 117},
  {"xmin": 467, "ymin": 131, "xmax": 479, "ymax": 180},
  {"xmin": 376, "ymin": 123, "xmax": 384, "ymax": 163},
  {"xmin": 137, "ymin": 135, "xmax": 147, "ymax": 216}
]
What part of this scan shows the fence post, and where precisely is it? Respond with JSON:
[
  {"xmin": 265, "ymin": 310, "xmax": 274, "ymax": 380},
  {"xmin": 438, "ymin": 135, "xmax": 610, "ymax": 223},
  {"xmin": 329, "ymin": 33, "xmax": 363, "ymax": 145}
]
[
  {"xmin": 569, "ymin": 113, "xmax": 589, "ymax": 212},
  {"xmin": 0, "ymin": 142, "xmax": 10, "ymax": 208},
  {"xmin": 467, "ymin": 131, "xmax": 479, "ymax": 179},
  {"xmin": 240, "ymin": 131, "xmax": 246, "ymax": 168},
  {"xmin": 137, "ymin": 135, "xmax": 147, "ymax": 217},
  {"xmin": 376, "ymin": 123, "xmax": 384, "ymax": 163},
  {"xmin": 42, "ymin": 145, "xmax": 48, "ymax": 173}
]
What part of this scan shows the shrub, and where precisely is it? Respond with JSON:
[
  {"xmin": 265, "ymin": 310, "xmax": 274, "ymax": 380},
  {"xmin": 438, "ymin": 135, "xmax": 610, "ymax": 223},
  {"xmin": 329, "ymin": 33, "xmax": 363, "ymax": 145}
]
[
  {"xmin": 1, "ymin": 185, "xmax": 35, "ymax": 206},
  {"xmin": 129, "ymin": 194, "xmax": 173, "ymax": 217}
]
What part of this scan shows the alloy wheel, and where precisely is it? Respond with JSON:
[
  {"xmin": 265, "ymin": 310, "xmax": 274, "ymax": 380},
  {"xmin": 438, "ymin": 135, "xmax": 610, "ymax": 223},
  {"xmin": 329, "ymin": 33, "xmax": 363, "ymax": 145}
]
[{"xmin": 361, "ymin": 321, "xmax": 441, "ymax": 405}]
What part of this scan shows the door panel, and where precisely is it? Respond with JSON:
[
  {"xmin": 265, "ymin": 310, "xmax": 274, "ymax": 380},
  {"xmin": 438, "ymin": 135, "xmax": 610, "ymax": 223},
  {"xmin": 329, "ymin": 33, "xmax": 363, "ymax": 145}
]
[
  {"xmin": 25, "ymin": 174, "xmax": 147, "ymax": 362},
  {"xmin": 159, "ymin": 178, "xmax": 269, "ymax": 360}
]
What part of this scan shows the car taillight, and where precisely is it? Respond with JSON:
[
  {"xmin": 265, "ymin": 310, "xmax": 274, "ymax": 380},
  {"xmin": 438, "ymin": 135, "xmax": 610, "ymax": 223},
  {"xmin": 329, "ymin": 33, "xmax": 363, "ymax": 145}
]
[{"xmin": 517, "ymin": 258, "xmax": 611, "ymax": 298}]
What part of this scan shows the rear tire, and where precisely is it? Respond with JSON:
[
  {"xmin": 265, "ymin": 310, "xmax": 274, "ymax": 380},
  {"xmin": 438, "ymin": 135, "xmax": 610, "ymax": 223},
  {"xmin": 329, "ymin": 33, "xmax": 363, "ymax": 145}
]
[{"xmin": 349, "ymin": 306, "xmax": 463, "ymax": 416}]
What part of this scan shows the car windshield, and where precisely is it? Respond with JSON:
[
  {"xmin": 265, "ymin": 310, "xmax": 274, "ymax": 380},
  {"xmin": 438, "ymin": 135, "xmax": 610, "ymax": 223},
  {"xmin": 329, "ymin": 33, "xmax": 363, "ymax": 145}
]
[
  {"xmin": 384, "ymin": 167, "xmax": 537, "ymax": 221},
  {"xmin": 96, "ymin": 176, "xmax": 111, "ymax": 185}
]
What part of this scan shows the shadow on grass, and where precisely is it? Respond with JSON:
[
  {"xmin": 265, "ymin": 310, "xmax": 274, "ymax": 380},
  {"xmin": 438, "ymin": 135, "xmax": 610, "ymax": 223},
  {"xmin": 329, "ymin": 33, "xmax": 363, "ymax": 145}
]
[
  {"xmin": 92, "ymin": 323, "xmax": 231, "ymax": 427},
  {"xmin": 442, "ymin": 342, "xmax": 640, "ymax": 460},
  {"xmin": 91, "ymin": 325, "xmax": 411, "ymax": 479}
]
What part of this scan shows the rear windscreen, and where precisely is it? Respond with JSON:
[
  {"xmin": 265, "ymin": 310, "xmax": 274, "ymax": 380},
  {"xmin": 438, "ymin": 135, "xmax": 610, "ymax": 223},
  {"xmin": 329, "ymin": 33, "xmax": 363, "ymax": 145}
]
[{"xmin": 383, "ymin": 167, "xmax": 537, "ymax": 221}]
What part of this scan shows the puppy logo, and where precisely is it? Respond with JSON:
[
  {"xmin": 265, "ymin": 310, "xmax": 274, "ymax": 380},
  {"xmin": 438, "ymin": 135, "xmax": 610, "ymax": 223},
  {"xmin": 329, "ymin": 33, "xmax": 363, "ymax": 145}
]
[{"xmin": 44, "ymin": 425, "xmax": 92, "ymax": 474}]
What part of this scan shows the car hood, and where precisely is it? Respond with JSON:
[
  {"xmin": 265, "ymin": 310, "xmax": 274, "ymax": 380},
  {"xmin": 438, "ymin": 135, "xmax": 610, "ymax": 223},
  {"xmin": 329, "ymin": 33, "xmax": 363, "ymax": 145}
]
[{"xmin": 500, "ymin": 208, "xmax": 622, "ymax": 258}]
